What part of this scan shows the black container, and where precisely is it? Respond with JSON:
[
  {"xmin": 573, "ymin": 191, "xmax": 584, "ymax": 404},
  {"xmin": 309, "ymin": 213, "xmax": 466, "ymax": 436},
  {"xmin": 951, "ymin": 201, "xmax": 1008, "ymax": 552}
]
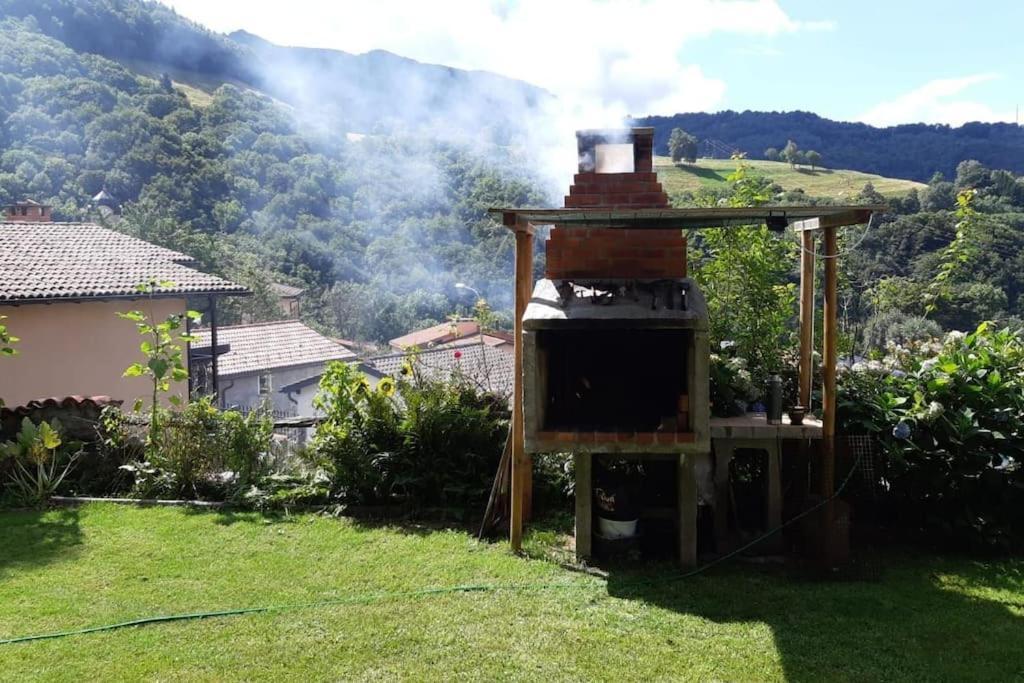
[{"xmin": 766, "ymin": 374, "xmax": 784, "ymax": 424}]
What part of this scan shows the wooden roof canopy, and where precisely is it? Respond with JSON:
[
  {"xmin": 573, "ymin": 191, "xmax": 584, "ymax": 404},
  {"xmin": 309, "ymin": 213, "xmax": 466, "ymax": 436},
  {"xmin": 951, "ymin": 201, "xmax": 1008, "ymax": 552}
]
[{"xmin": 489, "ymin": 204, "xmax": 887, "ymax": 231}]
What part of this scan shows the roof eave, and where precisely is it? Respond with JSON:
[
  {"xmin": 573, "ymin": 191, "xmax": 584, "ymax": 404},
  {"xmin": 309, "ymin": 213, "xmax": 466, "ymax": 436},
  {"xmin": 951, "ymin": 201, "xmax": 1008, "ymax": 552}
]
[{"xmin": 0, "ymin": 288, "xmax": 251, "ymax": 306}]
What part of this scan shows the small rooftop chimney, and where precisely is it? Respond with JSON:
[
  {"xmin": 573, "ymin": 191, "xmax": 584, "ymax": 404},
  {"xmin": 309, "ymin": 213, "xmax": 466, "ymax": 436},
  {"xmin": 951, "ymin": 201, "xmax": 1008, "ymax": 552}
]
[{"xmin": 4, "ymin": 198, "xmax": 52, "ymax": 223}]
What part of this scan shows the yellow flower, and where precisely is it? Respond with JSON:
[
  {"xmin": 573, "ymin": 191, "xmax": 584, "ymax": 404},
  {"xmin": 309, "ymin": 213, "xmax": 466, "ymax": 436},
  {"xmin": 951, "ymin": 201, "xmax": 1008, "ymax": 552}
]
[{"xmin": 377, "ymin": 377, "xmax": 396, "ymax": 397}]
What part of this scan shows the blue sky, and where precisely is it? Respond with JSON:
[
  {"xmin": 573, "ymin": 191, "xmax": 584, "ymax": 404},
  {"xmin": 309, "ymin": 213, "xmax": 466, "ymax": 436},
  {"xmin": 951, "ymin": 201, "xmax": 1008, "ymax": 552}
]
[
  {"xmin": 163, "ymin": 0, "xmax": 1021, "ymax": 127},
  {"xmin": 690, "ymin": 0, "xmax": 1023, "ymax": 124}
]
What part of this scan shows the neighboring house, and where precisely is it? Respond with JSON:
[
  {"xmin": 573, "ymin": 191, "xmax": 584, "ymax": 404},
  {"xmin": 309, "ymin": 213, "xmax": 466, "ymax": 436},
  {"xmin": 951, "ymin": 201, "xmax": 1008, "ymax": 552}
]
[
  {"xmin": 0, "ymin": 216, "xmax": 247, "ymax": 408},
  {"xmin": 191, "ymin": 320, "xmax": 355, "ymax": 414},
  {"xmin": 368, "ymin": 342, "xmax": 514, "ymax": 404},
  {"xmin": 388, "ymin": 319, "xmax": 480, "ymax": 351},
  {"xmin": 278, "ymin": 362, "xmax": 386, "ymax": 418},
  {"xmin": 241, "ymin": 282, "xmax": 304, "ymax": 324},
  {"xmin": 388, "ymin": 319, "xmax": 514, "ymax": 353},
  {"xmin": 271, "ymin": 283, "xmax": 303, "ymax": 319},
  {"xmin": 4, "ymin": 198, "xmax": 51, "ymax": 222}
]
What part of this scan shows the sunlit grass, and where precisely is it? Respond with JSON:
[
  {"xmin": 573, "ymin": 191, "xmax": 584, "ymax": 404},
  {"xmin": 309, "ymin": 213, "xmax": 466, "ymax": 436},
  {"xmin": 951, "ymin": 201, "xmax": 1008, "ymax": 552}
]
[
  {"xmin": 655, "ymin": 156, "xmax": 925, "ymax": 201},
  {"xmin": 1, "ymin": 504, "xmax": 1021, "ymax": 681}
]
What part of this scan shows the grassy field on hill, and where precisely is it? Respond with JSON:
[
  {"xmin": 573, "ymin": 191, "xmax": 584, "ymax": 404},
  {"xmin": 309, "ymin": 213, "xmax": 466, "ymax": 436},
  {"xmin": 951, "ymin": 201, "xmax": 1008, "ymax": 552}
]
[
  {"xmin": 2, "ymin": 504, "xmax": 1023, "ymax": 681},
  {"xmin": 655, "ymin": 156, "xmax": 925, "ymax": 200}
]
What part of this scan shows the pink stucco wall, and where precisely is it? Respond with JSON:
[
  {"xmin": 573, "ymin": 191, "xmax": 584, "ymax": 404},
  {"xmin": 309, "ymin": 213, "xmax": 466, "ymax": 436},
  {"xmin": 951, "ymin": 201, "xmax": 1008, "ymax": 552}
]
[{"xmin": 0, "ymin": 298, "xmax": 190, "ymax": 408}]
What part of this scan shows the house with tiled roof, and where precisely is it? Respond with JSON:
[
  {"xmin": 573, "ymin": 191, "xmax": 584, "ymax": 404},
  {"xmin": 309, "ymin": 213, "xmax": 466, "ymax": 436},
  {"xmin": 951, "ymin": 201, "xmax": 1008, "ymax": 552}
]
[
  {"xmin": 388, "ymin": 319, "xmax": 514, "ymax": 353},
  {"xmin": 0, "ymin": 215, "xmax": 247, "ymax": 409},
  {"xmin": 191, "ymin": 320, "xmax": 355, "ymax": 414},
  {"xmin": 388, "ymin": 319, "xmax": 481, "ymax": 351},
  {"xmin": 368, "ymin": 342, "xmax": 514, "ymax": 404}
]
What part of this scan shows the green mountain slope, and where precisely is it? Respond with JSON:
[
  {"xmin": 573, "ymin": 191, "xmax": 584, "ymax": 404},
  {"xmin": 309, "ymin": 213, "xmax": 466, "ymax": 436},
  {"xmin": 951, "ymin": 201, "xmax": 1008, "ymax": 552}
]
[{"xmin": 655, "ymin": 157, "xmax": 924, "ymax": 201}]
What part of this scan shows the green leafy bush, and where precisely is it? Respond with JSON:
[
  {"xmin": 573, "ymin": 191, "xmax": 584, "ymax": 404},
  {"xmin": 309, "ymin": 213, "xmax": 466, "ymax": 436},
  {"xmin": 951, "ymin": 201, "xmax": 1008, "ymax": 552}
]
[
  {"xmin": 118, "ymin": 398, "xmax": 274, "ymax": 500},
  {"xmin": 862, "ymin": 310, "xmax": 943, "ymax": 351},
  {"xmin": 311, "ymin": 360, "xmax": 507, "ymax": 513},
  {"xmin": 709, "ymin": 353, "xmax": 761, "ymax": 417},
  {"xmin": 839, "ymin": 323, "xmax": 1024, "ymax": 550}
]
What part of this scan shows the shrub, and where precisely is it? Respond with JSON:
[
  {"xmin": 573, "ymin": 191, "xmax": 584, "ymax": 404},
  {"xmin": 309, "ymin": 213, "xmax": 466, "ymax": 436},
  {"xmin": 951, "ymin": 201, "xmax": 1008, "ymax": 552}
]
[
  {"xmin": 311, "ymin": 362, "xmax": 403, "ymax": 504},
  {"xmin": 862, "ymin": 310, "xmax": 942, "ymax": 351},
  {"xmin": 839, "ymin": 323, "xmax": 1024, "ymax": 551},
  {"xmin": 311, "ymin": 360, "xmax": 508, "ymax": 513},
  {"xmin": 709, "ymin": 353, "xmax": 760, "ymax": 417},
  {"xmin": 64, "ymin": 405, "xmax": 143, "ymax": 496},
  {"xmin": 119, "ymin": 398, "xmax": 274, "ymax": 500}
]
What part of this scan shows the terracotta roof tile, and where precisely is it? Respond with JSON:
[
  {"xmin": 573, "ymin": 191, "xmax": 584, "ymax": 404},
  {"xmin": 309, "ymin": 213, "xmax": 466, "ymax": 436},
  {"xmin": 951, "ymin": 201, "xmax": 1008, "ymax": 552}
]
[
  {"xmin": 389, "ymin": 319, "xmax": 480, "ymax": 350},
  {"xmin": 192, "ymin": 320, "xmax": 356, "ymax": 378},
  {"xmin": 0, "ymin": 222, "xmax": 247, "ymax": 302}
]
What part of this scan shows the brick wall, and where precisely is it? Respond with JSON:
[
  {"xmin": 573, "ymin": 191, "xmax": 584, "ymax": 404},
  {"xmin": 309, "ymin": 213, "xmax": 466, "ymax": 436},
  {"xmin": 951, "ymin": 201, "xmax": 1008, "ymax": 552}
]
[{"xmin": 545, "ymin": 228, "xmax": 687, "ymax": 279}]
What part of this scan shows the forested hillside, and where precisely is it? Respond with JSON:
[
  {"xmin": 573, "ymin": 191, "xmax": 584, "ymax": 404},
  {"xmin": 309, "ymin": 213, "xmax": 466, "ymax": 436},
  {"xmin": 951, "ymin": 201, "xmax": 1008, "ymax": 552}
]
[
  {"xmin": 0, "ymin": 0, "xmax": 548, "ymax": 140},
  {"xmin": 0, "ymin": 12, "xmax": 549, "ymax": 342},
  {"xmin": 638, "ymin": 111, "xmax": 1024, "ymax": 182}
]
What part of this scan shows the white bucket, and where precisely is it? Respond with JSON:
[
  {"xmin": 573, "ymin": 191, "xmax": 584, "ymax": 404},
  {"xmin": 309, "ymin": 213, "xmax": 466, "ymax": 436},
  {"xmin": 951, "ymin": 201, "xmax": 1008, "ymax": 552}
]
[{"xmin": 597, "ymin": 516, "xmax": 639, "ymax": 539}]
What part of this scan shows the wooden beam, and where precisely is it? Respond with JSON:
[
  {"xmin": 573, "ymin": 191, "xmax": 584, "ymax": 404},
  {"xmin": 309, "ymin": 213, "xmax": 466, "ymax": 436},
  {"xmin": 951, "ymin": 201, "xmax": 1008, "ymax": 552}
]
[
  {"xmin": 791, "ymin": 209, "xmax": 874, "ymax": 232},
  {"xmin": 798, "ymin": 230, "xmax": 815, "ymax": 409},
  {"xmin": 819, "ymin": 224, "xmax": 839, "ymax": 563},
  {"xmin": 509, "ymin": 224, "xmax": 534, "ymax": 553}
]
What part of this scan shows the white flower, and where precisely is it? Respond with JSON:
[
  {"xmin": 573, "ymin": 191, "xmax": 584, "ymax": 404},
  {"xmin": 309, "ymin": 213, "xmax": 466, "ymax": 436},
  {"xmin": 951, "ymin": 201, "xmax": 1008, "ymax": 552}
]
[
  {"xmin": 920, "ymin": 358, "xmax": 938, "ymax": 372},
  {"xmin": 923, "ymin": 401, "xmax": 945, "ymax": 422},
  {"xmin": 945, "ymin": 330, "xmax": 967, "ymax": 345}
]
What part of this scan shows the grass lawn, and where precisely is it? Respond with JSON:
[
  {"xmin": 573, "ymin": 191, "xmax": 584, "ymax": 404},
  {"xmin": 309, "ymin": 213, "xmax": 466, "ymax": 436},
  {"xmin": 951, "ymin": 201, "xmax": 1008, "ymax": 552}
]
[
  {"xmin": 655, "ymin": 156, "xmax": 925, "ymax": 200},
  {"xmin": 1, "ymin": 504, "xmax": 1022, "ymax": 681}
]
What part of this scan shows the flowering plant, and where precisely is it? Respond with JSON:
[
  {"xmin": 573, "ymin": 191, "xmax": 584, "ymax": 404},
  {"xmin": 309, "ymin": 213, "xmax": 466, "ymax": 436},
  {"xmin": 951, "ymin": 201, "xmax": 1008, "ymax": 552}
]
[
  {"xmin": 839, "ymin": 323, "xmax": 1024, "ymax": 550},
  {"xmin": 709, "ymin": 353, "xmax": 762, "ymax": 417}
]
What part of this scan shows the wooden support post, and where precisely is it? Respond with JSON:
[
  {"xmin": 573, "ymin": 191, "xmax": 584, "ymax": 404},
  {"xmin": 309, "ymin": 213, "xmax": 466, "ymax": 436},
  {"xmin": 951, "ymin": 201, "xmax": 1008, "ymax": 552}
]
[
  {"xmin": 820, "ymin": 225, "xmax": 839, "ymax": 563},
  {"xmin": 764, "ymin": 440, "xmax": 783, "ymax": 553},
  {"xmin": 713, "ymin": 442, "xmax": 734, "ymax": 553},
  {"xmin": 510, "ymin": 225, "xmax": 533, "ymax": 553},
  {"xmin": 574, "ymin": 453, "xmax": 592, "ymax": 561},
  {"xmin": 798, "ymin": 230, "xmax": 815, "ymax": 410},
  {"xmin": 678, "ymin": 453, "xmax": 697, "ymax": 567}
]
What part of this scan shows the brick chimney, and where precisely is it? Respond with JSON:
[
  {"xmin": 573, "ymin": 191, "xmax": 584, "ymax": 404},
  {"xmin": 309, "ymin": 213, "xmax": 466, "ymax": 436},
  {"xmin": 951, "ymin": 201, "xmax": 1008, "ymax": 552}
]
[
  {"xmin": 545, "ymin": 127, "xmax": 686, "ymax": 280},
  {"xmin": 4, "ymin": 199, "xmax": 52, "ymax": 222}
]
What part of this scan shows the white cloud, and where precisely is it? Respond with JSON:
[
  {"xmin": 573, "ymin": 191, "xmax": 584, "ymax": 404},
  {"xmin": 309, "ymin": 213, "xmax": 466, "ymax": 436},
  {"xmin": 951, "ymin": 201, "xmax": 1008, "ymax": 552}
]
[
  {"xmin": 161, "ymin": 0, "xmax": 833, "ymax": 120},
  {"xmin": 859, "ymin": 74, "xmax": 1012, "ymax": 127}
]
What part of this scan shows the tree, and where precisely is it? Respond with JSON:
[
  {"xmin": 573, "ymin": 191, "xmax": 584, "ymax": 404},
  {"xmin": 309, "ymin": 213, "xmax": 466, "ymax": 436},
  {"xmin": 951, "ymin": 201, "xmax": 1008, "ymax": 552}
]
[
  {"xmin": 805, "ymin": 150, "xmax": 822, "ymax": 170},
  {"xmin": 954, "ymin": 159, "xmax": 991, "ymax": 191},
  {"xmin": 118, "ymin": 281, "xmax": 201, "ymax": 454},
  {"xmin": 782, "ymin": 139, "xmax": 799, "ymax": 168},
  {"xmin": 764, "ymin": 147, "xmax": 780, "ymax": 162},
  {"xmin": 924, "ymin": 190, "xmax": 982, "ymax": 317},
  {"xmin": 856, "ymin": 182, "xmax": 886, "ymax": 205},
  {"xmin": 692, "ymin": 155, "xmax": 796, "ymax": 378},
  {"xmin": 668, "ymin": 127, "xmax": 698, "ymax": 163}
]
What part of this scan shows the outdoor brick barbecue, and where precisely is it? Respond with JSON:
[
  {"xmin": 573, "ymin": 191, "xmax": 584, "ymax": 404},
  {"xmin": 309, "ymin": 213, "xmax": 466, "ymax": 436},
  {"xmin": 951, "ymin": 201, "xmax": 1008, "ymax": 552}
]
[
  {"xmin": 492, "ymin": 127, "xmax": 883, "ymax": 567},
  {"xmin": 523, "ymin": 128, "xmax": 710, "ymax": 455}
]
